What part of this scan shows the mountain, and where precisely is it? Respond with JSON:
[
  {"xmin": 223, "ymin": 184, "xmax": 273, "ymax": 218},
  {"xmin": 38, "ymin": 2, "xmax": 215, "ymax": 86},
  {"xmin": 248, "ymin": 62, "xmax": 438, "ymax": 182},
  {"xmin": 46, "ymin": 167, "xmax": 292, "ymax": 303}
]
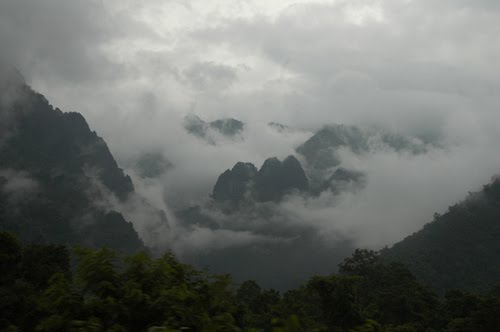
[
  {"xmin": 183, "ymin": 114, "xmax": 244, "ymax": 143},
  {"xmin": 254, "ymin": 156, "xmax": 309, "ymax": 202},
  {"xmin": 0, "ymin": 69, "xmax": 149, "ymax": 252},
  {"xmin": 212, "ymin": 162, "xmax": 258, "ymax": 203},
  {"xmin": 297, "ymin": 124, "xmax": 367, "ymax": 170},
  {"xmin": 212, "ymin": 155, "xmax": 309, "ymax": 204},
  {"xmin": 383, "ymin": 177, "xmax": 500, "ymax": 293},
  {"xmin": 175, "ymin": 155, "xmax": 353, "ymax": 290},
  {"xmin": 297, "ymin": 124, "xmax": 429, "ymax": 171},
  {"xmin": 211, "ymin": 151, "xmax": 367, "ymax": 203},
  {"xmin": 295, "ymin": 124, "xmax": 433, "ymax": 196}
]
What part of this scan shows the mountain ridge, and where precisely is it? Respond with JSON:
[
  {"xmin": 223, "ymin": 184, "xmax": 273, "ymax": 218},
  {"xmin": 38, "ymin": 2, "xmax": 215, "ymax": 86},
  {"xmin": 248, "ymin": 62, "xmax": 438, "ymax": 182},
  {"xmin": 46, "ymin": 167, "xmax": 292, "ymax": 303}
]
[
  {"xmin": 0, "ymin": 71, "xmax": 156, "ymax": 252},
  {"xmin": 212, "ymin": 155, "xmax": 309, "ymax": 204},
  {"xmin": 382, "ymin": 176, "xmax": 500, "ymax": 293}
]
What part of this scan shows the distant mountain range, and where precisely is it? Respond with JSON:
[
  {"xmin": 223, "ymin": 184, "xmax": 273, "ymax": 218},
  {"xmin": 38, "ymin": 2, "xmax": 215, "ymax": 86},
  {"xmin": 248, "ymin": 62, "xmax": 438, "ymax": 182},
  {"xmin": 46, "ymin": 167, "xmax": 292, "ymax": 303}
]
[
  {"xmin": 209, "ymin": 122, "xmax": 430, "ymax": 202},
  {"xmin": 178, "ymin": 114, "xmax": 500, "ymax": 292},
  {"xmin": 2, "ymin": 67, "xmax": 500, "ymax": 294}
]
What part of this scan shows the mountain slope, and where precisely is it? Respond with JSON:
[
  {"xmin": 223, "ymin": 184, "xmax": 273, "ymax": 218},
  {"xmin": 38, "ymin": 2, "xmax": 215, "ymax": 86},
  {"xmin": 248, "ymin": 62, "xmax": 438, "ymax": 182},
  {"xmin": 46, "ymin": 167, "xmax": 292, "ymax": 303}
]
[
  {"xmin": 383, "ymin": 177, "xmax": 500, "ymax": 293},
  {"xmin": 0, "ymin": 69, "xmax": 145, "ymax": 252}
]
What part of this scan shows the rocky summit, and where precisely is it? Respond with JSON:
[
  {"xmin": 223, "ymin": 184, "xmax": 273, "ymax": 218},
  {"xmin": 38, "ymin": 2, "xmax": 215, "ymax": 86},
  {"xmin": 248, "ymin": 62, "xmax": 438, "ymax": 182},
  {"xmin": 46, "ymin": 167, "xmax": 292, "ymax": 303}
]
[{"xmin": 212, "ymin": 155, "xmax": 309, "ymax": 204}]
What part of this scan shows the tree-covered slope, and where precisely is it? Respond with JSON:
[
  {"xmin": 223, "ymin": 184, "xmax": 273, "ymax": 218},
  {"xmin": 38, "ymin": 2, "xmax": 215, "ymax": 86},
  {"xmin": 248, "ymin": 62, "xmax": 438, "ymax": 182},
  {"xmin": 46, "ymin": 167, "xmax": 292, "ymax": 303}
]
[{"xmin": 383, "ymin": 177, "xmax": 500, "ymax": 293}]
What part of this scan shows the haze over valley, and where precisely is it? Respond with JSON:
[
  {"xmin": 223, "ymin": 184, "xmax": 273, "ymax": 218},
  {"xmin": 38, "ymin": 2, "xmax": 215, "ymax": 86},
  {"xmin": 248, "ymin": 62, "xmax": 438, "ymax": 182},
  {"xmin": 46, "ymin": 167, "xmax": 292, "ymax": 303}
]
[{"xmin": 2, "ymin": 3, "xmax": 500, "ymax": 330}]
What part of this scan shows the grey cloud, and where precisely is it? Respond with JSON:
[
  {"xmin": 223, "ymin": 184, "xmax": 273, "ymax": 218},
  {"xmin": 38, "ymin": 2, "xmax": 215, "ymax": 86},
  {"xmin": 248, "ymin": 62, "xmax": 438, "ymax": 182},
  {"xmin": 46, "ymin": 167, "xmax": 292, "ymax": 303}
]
[
  {"xmin": 0, "ymin": 169, "xmax": 39, "ymax": 202},
  {"xmin": 85, "ymin": 168, "xmax": 171, "ymax": 252},
  {"xmin": 183, "ymin": 61, "xmax": 238, "ymax": 90},
  {"xmin": 172, "ymin": 226, "xmax": 288, "ymax": 257},
  {"xmin": 0, "ymin": 0, "xmax": 152, "ymax": 84},
  {"xmin": 2, "ymin": 0, "xmax": 500, "ymax": 259}
]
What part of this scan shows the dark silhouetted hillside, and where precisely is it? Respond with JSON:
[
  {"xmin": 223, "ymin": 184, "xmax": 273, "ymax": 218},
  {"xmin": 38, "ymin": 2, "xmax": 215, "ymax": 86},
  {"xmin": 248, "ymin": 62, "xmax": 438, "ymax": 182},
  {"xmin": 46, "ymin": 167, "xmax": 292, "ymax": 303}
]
[
  {"xmin": 383, "ymin": 177, "xmax": 500, "ymax": 293},
  {"xmin": 212, "ymin": 155, "xmax": 308, "ymax": 204},
  {"xmin": 0, "ymin": 70, "xmax": 143, "ymax": 252}
]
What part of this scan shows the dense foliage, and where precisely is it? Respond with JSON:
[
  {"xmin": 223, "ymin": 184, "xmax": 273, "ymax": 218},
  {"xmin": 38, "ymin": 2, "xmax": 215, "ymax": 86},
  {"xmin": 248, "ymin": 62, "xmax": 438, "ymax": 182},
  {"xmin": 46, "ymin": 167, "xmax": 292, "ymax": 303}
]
[
  {"xmin": 2, "ymin": 233, "xmax": 500, "ymax": 332},
  {"xmin": 383, "ymin": 178, "xmax": 500, "ymax": 293}
]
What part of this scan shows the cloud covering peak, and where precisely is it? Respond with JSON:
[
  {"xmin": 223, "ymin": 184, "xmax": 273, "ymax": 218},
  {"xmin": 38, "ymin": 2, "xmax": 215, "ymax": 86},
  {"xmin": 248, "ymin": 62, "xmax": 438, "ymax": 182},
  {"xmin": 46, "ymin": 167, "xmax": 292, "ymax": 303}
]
[{"xmin": 2, "ymin": 0, "xmax": 500, "ymax": 258}]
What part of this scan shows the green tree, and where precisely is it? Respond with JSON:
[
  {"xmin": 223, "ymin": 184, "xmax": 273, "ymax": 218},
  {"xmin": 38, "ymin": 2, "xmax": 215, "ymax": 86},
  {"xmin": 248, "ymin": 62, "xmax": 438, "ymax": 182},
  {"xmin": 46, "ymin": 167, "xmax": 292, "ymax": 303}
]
[{"xmin": 307, "ymin": 275, "xmax": 364, "ymax": 330}]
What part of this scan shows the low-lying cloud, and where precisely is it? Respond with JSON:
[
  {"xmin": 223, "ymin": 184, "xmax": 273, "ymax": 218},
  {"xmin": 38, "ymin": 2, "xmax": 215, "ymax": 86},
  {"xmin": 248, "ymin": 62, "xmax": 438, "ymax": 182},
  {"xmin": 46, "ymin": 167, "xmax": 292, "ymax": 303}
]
[{"xmin": 1, "ymin": 0, "xmax": 500, "ymax": 259}]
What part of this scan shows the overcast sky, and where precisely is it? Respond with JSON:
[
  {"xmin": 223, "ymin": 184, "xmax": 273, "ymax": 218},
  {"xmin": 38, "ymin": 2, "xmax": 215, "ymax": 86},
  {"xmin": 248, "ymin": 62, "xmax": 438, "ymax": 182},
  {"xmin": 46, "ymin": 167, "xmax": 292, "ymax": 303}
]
[{"xmin": 2, "ymin": 0, "xmax": 500, "ymax": 249}]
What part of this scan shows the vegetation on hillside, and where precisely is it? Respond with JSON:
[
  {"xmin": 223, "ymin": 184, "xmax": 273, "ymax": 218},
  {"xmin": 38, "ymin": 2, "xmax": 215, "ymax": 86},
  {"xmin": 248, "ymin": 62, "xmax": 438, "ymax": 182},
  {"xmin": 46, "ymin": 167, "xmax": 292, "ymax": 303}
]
[{"xmin": 383, "ymin": 178, "xmax": 500, "ymax": 293}]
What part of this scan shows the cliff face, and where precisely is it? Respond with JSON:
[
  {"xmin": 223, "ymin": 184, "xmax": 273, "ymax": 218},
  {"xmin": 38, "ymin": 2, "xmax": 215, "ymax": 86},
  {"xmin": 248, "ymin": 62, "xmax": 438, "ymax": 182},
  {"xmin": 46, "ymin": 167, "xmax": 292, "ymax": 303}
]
[
  {"xmin": 212, "ymin": 162, "xmax": 258, "ymax": 203},
  {"xmin": 254, "ymin": 156, "xmax": 309, "ymax": 202},
  {"xmin": 0, "ymin": 70, "xmax": 143, "ymax": 252}
]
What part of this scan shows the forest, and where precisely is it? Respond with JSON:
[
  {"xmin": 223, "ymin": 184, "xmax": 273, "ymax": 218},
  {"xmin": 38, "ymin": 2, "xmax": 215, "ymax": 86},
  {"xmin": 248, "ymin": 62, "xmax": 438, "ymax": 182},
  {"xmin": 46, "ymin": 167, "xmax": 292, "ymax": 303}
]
[{"xmin": 2, "ymin": 231, "xmax": 500, "ymax": 332}]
